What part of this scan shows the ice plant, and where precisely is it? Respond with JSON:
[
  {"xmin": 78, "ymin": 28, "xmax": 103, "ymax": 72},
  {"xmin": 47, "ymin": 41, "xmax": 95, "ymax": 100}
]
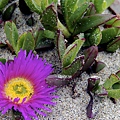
[{"xmin": 0, "ymin": 49, "xmax": 57, "ymax": 120}]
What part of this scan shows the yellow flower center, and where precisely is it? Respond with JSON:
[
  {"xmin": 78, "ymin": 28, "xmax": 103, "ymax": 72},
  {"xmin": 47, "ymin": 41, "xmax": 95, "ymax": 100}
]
[{"xmin": 4, "ymin": 77, "xmax": 34, "ymax": 103}]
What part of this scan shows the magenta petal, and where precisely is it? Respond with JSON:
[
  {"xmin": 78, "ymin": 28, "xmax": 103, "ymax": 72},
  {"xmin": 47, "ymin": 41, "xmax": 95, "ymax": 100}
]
[{"xmin": 0, "ymin": 49, "xmax": 58, "ymax": 120}]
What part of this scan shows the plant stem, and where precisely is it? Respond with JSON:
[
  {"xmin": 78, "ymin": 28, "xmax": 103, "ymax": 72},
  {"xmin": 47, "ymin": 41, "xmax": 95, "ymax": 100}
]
[{"xmin": 57, "ymin": 19, "xmax": 71, "ymax": 38}]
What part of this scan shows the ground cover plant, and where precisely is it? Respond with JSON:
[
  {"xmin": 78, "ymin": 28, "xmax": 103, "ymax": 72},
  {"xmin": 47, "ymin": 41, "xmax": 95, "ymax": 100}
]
[{"xmin": 0, "ymin": 0, "xmax": 120, "ymax": 119}]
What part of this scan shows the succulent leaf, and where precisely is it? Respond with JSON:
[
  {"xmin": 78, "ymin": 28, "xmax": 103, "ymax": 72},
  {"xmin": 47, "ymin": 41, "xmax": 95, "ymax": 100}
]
[
  {"xmin": 103, "ymin": 74, "xmax": 119, "ymax": 90},
  {"xmin": 73, "ymin": 14, "xmax": 116, "ymax": 36},
  {"xmin": 94, "ymin": 0, "xmax": 115, "ymax": 13},
  {"xmin": 116, "ymin": 70, "xmax": 120, "ymax": 78},
  {"xmin": 112, "ymin": 19, "xmax": 120, "ymax": 27},
  {"xmin": 34, "ymin": 29, "xmax": 54, "ymax": 50},
  {"xmin": 82, "ymin": 46, "xmax": 98, "ymax": 72},
  {"xmin": 41, "ymin": 4, "xmax": 57, "ymax": 31},
  {"xmin": 84, "ymin": 27, "xmax": 102, "ymax": 46},
  {"xmin": 4, "ymin": 21, "xmax": 18, "ymax": 52},
  {"xmin": 85, "ymin": 3, "xmax": 96, "ymax": 16},
  {"xmin": 92, "ymin": 60, "xmax": 106, "ymax": 73},
  {"xmin": 106, "ymin": 37, "xmax": 120, "ymax": 52},
  {"xmin": 46, "ymin": 74, "xmax": 72, "ymax": 87},
  {"xmin": 24, "ymin": 0, "xmax": 58, "ymax": 14},
  {"xmin": 2, "ymin": 2, "xmax": 16, "ymax": 21},
  {"xmin": 19, "ymin": 0, "xmax": 32, "ymax": 15},
  {"xmin": 0, "ymin": 0, "xmax": 8, "ymax": 12},
  {"xmin": 62, "ymin": 56, "xmax": 84, "ymax": 75},
  {"xmin": 62, "ymin": 38, "xmax": 85, "ymax": 67},
  {"xmin": 60, "ymin": 0, "xmax": 87, "ymax": 22},
  {"xmin": 100, "ymin": 27, "xmax": 119, "ymax": 44},
  {"xmin": 68, "ymin": 2, "xmax": 89, "ymax": 33},
  {"xmin": 24, "ymin": 0, "xmax": 42, "ymax": 14},
  {"xmin": 103, "ymin": 74, "xmax": 120, "ymax": 99},
  {"xmin": 87, "ymin": 76, "xmax": 100, "ymax": 93},
  {"xmin": 41, "ymin": 0, "xmax": 58, "ymax": 12},
  {"xmin": 17, "ymin": 31, "xmax": 35, "ymax": 54},
  {"xmin": 56, "ymin": 30, "xmax": 66, "ymax": 60}
]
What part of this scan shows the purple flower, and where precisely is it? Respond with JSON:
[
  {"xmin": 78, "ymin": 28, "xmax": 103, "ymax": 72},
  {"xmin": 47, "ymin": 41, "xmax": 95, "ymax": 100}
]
[{"xmin": 0, "ymin": 50, "xmax": 57, "ymax": 120}]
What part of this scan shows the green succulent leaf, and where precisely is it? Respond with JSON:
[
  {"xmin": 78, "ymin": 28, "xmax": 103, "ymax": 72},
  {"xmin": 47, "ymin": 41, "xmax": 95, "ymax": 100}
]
[
  {"xmin": 85, "ymin": 3, "xmax": 96, "ymax": 16},
  {"xmin": 17, "ymin": 31, "xmax": 35, "ymax": 54},
  {"xmin": 100, "ymin": 27, "xmax": 119, "ymax": 44},
  {"xmin": 104, "ymin": 74, "xmax": 120, "ymax": 99},
  {"xmin": 0, "ymin": 0, "xmax": 8, "ymax": 12},
  {"xmin": 60, "ymin": 0, "xmax": 88, "ymax": 21},
  {"xmin": 92, "ymin": 60, "xmax": 106, "ymax": 73},
  {"xmin": 24, "ymin": 0, "xmax": 42, "ymax": 14},
  {"xmin": 0, "ymin": 58, "xmax": 6, "ymax": 64},
  {"xmin": 68, "ymin": 2, "xmax": 89, "ymax": 33},
  {"xmin": 41, "ymin": 4, "xmax": 57, "ymax": 31},
  {"xmin": 62, "ymin": 56, "xmax": 84, "ymax": 75},
  {"xmin": 34, "ymin": 29, "xmax": 54, "ymax": 50},
  {"xmin": 94, "ymin": 0, "xmax": 115, "ymax": 13},
  {"xmin": 105, "ymin": 17, "xmax": 116, "ymax": 26},
  {"xmin": 62, "ymin": 38, "xmax": 85, "ymax": 67},
  {"xmin": 56, "ymin": 30, "xmax": 66, "ymax": 60},
  {"xmin": 24, "ymin": 0, "xmax": 57, "ymax": 14},
  {"xmin": 4, "ymin": 21, "xmax": 18, "ymax": 52},
  {"xmin": 2, "ymin": 2, "xmax": 16, "ymax": 21},
  {"xmin": 41, "ymin": 0, "xmax": 57, "ymax": 12},
  {"xmin": 73, "ymin": 14, "xmax": 116, "ymax": 36},
  {"xmin": 85, "ymin": 27, "xmax": 102, "ymax": 46},
  {"xmin": 106, "ymin": 37, "xmax": 120, "ymax": 52},
  {"xmin": 116, "ymin": 70, "xmax": 120, "ymax": 78},
  {"xmin": 112, "ymin": 19, "xmax": 120, "ymax": 27},
  {"xmin": 104, "ymin": 74, "xmax": 119, "ymax": 90}
]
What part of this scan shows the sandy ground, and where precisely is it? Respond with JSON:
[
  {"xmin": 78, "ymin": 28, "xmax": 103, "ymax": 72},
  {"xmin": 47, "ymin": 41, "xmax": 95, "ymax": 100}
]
[{"xmin": 0, "ymin": 1, "xmax": 120, "ymax": 120}]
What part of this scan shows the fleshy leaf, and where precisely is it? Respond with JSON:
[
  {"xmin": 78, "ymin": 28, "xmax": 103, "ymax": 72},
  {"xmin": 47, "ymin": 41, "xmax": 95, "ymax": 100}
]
[
  {"xmin": 116, "ymin": 70, "xmax": 120, "ymax": 78},
  {"xmin": 62, "ymin": 56, "xmax": 84, "ymax": 75},
  {"xmin": 82, "ymin": 46, "xmax": 98, "ymax": 72},
  {"xmin": 94, "ymin": 0, "xmax": 115, "ymax": 13},
  {"xmin": 73, "ymin": 14, "xmax": 116, "ymax": 36},
  {"xmin": 46, "ymin": 74, "xmax": 72, "ymax": 87},
  {"xmin": 103, "ymin": 74, "xmax": 119, "ymax": 90},
  {"xmin": 41, "ymin": 0, "xmax": 58, "ymax": 12},
  {"xmin": 106, "ymin": 37, "xmax": 120, "ymax": 52},
  {"xmin": 40, "ymin": 4, "xmax": 57, "ymax": 31},
  {"xmin": 24, "ymin": 0, "xmax": 42, "ymax": 14},
  {"xmin": 112, "ymin": 19, "xmax": 120, "ymax": 27},
  {"xmin": 4, "ymin": 21, "xmax": 18, "ymax": 52},
  {"xmin": 56, "ymin": 30, "xmax": 66, "ymax": 60},
  {"xmin": 68, "ymin": 2, "xmax": 89, "ymax": 33},
  {"xmin": 84, "ymin": 27, "xmax": 102, "ymax": 46},
  {"xmin": 17, "ymin": 31, "xmax": 35, "ymax": 54},
  {"xmin": 34, "ymin": 29, "xmax": 54, "ymax": 50},
  {"xmin": 62, "ymin": 38, "xmax": 85, "ymax": 67},
  {"xmin": 100, "ymin": 27, "xmax": 119, "ymax": 44},
  {"xmin": 19, "ymin": 0, "xmax": 32, "ymax": 15},
  {"xmin": 24, "ymin": 0, "xmax": 57, "ymax": 14},
  {"xmin": 60, "ymin": 0, "xmax": 87, "ymax": 23},
  {"xmin": 2, "ymin": 2, "xmax": 16, "ymax": 21},
  {"xmin": 85, "ymin": 3, "xmax": 96, "ymax": 16},
  {"xmin": 92, "ymin": 60, "xmax": 106, "ymax": 73},
  {"xmin": 0, "ymin": 0, "xmax": 8, "ymax": 12},
  {"xmin": 87, "ymin": 76, "xmax": 100, "ymax": 93}
]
